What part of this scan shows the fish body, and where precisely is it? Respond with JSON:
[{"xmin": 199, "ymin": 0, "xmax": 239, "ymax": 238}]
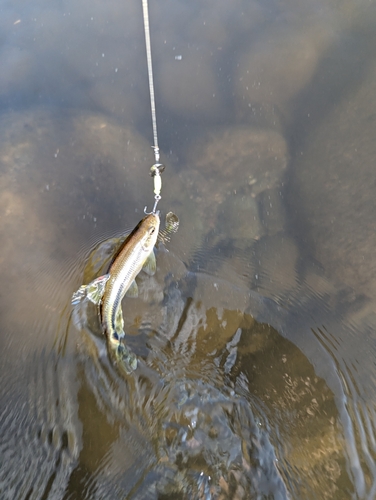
[
  {"xmin": 72, "ymin": 212, "xmax": 160, "ymax": 372},
  {"xmin": 101, "ymin": 212, "xmax": 160, "ymax": 342}
]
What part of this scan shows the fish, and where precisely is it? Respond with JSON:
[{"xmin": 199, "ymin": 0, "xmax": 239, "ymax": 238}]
[{"xmin": 72, "ymin": 212, "xmax": 160, "ymax": 373}]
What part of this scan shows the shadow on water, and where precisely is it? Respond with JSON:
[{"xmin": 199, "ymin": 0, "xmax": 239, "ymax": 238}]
[
  {"xmin": 284, "ymin": 9, "xmax": 376, "ymax": 267},
  {"xmin": 287, "ymin": 11, "xmax": 376, "ymax": 152},
  {"xmin": 281, "ymin": 9, "xmax": 376, "ymax": 498}
]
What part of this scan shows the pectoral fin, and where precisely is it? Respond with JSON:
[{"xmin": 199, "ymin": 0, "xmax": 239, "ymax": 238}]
[
  {"xmin": 86, "ymin": 274, "xmax": 110, "ymax": 304},
  {"xmin": 126, "ymin": 279, "xmax": 139, "ymax": 297},
  {"xmin": 142, "ymin": 250, "xmax": 156, "ymax": 276},
  {"xmin": 72, "ymin": 274, "xmax": 110, "ymax": 305}
]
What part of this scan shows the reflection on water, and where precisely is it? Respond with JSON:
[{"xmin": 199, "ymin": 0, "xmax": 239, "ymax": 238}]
[{"xmin": 1, "ymin": 0, "xmax": 376, "ymax": 499}]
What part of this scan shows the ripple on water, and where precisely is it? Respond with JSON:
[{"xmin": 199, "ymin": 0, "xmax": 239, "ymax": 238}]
[
  {"xmin": 75, "ymin": 347, "xmax": 289, "ymax": 499},
  {"xmin": 5, "ymin": 218, "xmax": 373, "ymax": 499},
  {"xmin": 67, "ymin": 233, "xmax": 369, "ymax": 498},
  {"xmin": 68, "ymin": 256, "xmax": 292, "ymax": 499},
  {"xmin": 311, "ymin": 319, "xmax": 376, "ymax": 498},
  {"xmin": 0, "ymin": 348, "xmax": 81, "ymax": 500},
  {"xmin": 45, "ymin": 220, "xmax": 376, "ymax": 500}
]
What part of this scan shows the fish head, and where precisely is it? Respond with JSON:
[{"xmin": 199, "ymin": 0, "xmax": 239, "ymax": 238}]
[{"xmin": 140, "ymin": 212, "xmax": 160, "ymax": 252}]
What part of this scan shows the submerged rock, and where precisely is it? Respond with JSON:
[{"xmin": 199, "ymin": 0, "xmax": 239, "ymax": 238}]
[
  {"xmin": 189, "ymin": 126, "xmax": 288, "ymax": 199},
  {"xmin": 170, "ymin": 126, "xmax": 289, "ymax": 259}
]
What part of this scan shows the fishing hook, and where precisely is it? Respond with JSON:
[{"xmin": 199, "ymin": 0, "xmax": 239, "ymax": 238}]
[{"xmin": 144, "ymin": 194, "xmax": 161, "ymax": 215}]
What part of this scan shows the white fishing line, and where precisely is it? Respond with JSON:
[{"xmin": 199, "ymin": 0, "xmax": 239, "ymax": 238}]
[
  {"xmin": 142, "ymin": 0, "xmax": 160, "ymax": 164},
  {"xmin": 142, "ymin": 0, "xmax": 164, "ymax": 215}
]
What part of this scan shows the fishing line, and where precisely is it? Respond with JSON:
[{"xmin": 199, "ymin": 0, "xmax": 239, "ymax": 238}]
[{"xmin": 142, "ymin": 0, "xmax": 165, "ymax": 215}]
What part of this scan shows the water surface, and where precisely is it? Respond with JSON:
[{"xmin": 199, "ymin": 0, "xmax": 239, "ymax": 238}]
[{"xmin": 1, "ymin": 0, "xmax": 376, "ymax": 499}]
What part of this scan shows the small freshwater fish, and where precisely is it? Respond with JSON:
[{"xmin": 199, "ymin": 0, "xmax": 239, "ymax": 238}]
[{"xmin": 72, "ymin": 213, "xmax": 160, "ymax": 373}]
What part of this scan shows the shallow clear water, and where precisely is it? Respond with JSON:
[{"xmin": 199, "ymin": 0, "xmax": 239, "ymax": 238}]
[{"xmin": 1, "ymin": 0, "xmax": 376, "ymax": 499}]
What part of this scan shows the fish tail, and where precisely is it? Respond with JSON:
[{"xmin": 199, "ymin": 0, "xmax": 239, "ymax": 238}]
[
  {"xmin": 116, "ymin": 342, "xmax": 137, "ymax": 373},
  {"xmin": 107, "ymin": 331, "xmax": 137, "ymax": 373}
]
